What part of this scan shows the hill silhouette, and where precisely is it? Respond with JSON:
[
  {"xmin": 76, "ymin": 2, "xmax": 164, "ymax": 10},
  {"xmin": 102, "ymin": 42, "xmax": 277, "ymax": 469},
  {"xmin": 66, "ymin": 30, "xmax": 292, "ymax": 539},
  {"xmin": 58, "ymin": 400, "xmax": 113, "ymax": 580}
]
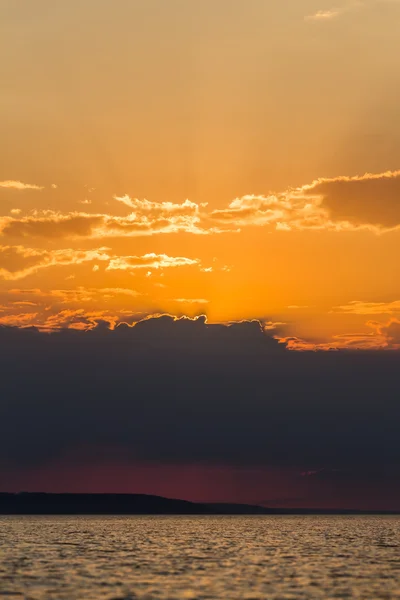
[{"xmin": 0, "ymin": 493, "xmax": 398, "ymax": 515}]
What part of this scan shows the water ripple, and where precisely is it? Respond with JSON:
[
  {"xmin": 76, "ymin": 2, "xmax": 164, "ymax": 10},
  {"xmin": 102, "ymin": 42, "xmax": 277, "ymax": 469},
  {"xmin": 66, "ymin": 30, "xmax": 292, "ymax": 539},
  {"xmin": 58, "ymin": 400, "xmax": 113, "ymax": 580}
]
[{"xmin": 1, "ymin": 516, "xmax": 400, "ymax": 599}]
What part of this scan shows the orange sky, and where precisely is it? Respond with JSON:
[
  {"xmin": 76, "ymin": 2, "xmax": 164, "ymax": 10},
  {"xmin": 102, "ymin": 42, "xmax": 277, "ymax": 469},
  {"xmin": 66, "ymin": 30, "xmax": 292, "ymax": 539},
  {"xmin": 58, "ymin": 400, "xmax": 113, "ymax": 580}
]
[{"xmin": 1, "ymin": 0, "xmax": 400, "ymax": 349}]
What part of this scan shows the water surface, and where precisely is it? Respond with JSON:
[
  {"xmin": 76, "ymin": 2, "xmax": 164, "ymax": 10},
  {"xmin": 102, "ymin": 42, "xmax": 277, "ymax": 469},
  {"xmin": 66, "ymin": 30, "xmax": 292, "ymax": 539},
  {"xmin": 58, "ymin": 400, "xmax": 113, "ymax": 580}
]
[{"xmin": 1, "ymin": 515, "xmax": 400, "ymax": 599}]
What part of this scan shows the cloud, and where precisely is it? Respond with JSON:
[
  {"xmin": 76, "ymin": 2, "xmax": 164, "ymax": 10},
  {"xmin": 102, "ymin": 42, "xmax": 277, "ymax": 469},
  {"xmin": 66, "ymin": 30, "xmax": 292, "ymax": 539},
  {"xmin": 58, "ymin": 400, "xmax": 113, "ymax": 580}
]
[
  {"xmin": 306, "ymin": 0, "xmax": 400, "ymax": 22},
  {"xmin": 12, "ymin": 301, "xmax": 37, "ymax": 307},
  {"xmin": 0, "ymin": 180, "xmax": 44, "ymax": 191},
  {"xmin": 305, "ymin": 1, "xmax": 367, "ymax": 21},
  {"xmin": 1, "ymin": 170, "xmax": 399, "ymax": 243},
  {"xmin": 8, "ymin": 287, "xmax": 141, "ymax": 304},
  {"xmin": 7, "ymin": 288, "xmax": 45, "ymax": 296},
  {"xmin": 264, "ymin": 321, "xmax": 287, "ymax": 331},
  {"xmin": 106, "ymin": 253, "xmax": 200, "ymax": 272},
  {"xmin": 38, "ymin": 309, "xmax": 120, "ymax": 331},
  {"xmin": 0, "ymin": 207, "xmax": 207, "ymax": 239},
  {"xmin": 305, "ymin": 8, "xmax": 342, "ymax": 20},
  {"xmin": 0, "ymin": 212, "xmax": 104, "ymax": 239},
  {"xmin": 276, "ymin": 317, "xmax": 400, "ymax": 351},
  {"xmin": 333, "ymin": 300, "xmax": 400, "ymax": 315},
  {"xmin": 0, "ymin": 312, "xmax": 39, "ymax": 327},
  {"xmin": 208, "ymin": 192, "xmax": 329, "ymax": 231},
  {"xmin": 208, "ymin": 170, "xmax": 400, "ymax": 233},
  {"xmin": 277, "ymin": 332, "xmax": 389, "ymax": 351},
  {"xmin": 371, "ymin": 318, "xmax": 400, "ymax": 348},
  {"xmin": 0, "ymin": 315, "xmax": 399, "ymax": 499},
  {"xmin": 301, "ymin": 170, "xmax": 400, "ymax": 229},
  {"xmin": 173, "ymin": 298, "xmax": 209, "ymax": 304},
  {"xmin": 0, "ymin": 246, "xmax": 110, "ymax": 280},
  {"xmin": 4, "ymin": 289, "xmax": 398, "ymax": 350},
  {"xmin": 0, "ymin": 291, "xmax": 146, "ymax": 331},
  {"xmin": 0, "ymin": 246, "xmax": 201, "ymax": 281},
  {"xmin": 288, "ymin": 305, "xmax": 310, "ymax": 310},
  {"xmin": 114, "ymin": 195, "xmax": 206, "ymax": 216}
]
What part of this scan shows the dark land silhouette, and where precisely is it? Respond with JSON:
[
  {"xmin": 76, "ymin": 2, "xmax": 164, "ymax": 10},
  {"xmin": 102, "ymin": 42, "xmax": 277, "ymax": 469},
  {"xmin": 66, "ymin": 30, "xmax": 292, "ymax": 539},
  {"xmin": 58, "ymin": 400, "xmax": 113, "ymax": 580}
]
[{"xmin": 0, "ymin": 493, "xmax": 399, "ymax": 515}]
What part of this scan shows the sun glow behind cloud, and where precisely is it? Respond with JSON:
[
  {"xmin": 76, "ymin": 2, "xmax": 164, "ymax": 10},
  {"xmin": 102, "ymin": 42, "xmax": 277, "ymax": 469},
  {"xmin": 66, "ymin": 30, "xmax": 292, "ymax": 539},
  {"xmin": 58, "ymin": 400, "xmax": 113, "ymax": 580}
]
[
  {"xmin": 0, "ymin": 0, "xmax": 399, "ymax": 351},
  {"xmin": 1, "ymin": 169, "xmax": 400, "ymax": 348}
]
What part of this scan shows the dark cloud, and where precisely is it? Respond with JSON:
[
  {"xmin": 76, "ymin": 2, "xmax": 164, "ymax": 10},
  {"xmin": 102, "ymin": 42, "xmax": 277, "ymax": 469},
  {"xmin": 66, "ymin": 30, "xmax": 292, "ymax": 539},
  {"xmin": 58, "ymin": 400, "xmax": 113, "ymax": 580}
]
[
  {"xmin": 305, "ymin": 171, "xmax": 400, "ymax": 229},
  {"xmin": 0, "ymin": 316, "xmax": 399, "ymax": 485},
  {"xmin": 1, "ymin": 214, "xmax": 103, "ymax": 239}
]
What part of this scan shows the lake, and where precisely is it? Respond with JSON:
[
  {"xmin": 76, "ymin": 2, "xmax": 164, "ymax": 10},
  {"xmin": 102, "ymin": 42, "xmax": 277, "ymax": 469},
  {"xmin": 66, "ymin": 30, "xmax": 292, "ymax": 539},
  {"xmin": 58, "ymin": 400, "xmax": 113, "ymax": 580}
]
[{"xmin": 1, "ymin": 515, "xmax": 399, "ymax": 599}]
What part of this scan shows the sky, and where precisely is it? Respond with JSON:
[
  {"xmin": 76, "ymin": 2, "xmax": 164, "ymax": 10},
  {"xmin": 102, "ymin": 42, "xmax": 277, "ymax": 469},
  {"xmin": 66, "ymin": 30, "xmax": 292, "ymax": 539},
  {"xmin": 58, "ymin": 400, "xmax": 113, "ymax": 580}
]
[{"xmin": 1, "ymin": 0, "xmax": 400, "ymax": 508}]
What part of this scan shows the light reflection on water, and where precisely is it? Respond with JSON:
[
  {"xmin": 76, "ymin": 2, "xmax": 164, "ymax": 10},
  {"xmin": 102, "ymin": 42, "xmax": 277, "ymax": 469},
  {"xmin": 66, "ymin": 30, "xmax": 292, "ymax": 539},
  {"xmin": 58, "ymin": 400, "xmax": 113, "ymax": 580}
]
[{"xmin": 1, "ymin": 515, "xmax": 400, "ymax": 599}]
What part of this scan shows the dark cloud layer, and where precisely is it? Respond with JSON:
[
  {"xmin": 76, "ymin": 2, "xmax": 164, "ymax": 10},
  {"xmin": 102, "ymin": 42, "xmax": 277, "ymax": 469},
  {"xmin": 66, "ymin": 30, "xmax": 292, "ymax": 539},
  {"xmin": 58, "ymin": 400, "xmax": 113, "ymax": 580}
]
[
  {"xmin": 305, "ymin": 171, "xmax": 400, "ymax": 228},
  {"xmin": 1, "ymin": 316, "xmax": 399, "ymax": 487}
]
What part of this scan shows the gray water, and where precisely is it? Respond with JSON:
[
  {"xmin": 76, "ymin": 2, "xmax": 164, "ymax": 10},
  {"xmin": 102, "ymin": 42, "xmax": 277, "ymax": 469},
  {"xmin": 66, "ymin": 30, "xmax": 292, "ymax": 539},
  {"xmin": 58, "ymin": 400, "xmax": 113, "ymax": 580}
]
[{"xmin": 1, "ymin": 516, "xmax": 400, "ymax": 599}]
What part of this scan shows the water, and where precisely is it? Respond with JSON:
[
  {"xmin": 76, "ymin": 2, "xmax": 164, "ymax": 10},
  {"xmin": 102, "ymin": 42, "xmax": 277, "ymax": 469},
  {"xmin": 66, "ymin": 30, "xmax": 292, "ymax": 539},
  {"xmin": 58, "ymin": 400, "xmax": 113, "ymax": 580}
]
[{"xmin": 1, "ymin": 516, "xmax": 400, "ymax": 599}]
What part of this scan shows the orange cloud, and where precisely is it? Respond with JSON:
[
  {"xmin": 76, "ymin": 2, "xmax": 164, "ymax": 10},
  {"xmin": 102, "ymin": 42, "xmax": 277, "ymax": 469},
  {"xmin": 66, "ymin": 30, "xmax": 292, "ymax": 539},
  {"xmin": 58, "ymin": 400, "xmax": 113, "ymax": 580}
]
[
  {"xmin": 0, "ymin": 187, "xmax": 325, "ymax": 241},
  {"xmin": 0, "ymin": 308, "xmax": 208, "ymax": 333},
  {"xmin": 0, "ymin": 180, "xmax": 44, "ymax": 190},
  {"xmin": 209, "ymin": 170, "xmax": 400, "ymax": 233},
  {"xmin": 333, "ymin": 300, "xmax": 400, "ymax": 315},
  {"xmin": 276, "ymin": 317, "xmax": 400, "ymax": 351},
  {"xmin": 302, "ymin": 170, "xmax": 400, "ymax": 229},
  {"xmin": 370, "ymin": 318, "xmax": 400, "ymax": 349},
  {"xmin": 305, "ymin": 9, "xmax": 342, "ymax": 21},
  {"xmin": 0, "ymin": 312, "xmax": 39, "ymax": 327},
  {"xmin": 172, "ymin": 298, "xmax": 209, "ymax": 304},
  {"xmin": 264, "ymin": 321, "xmax": 286, "ymax": 331},
  {"xmin": 106, "ymin": 253, "xmax": 201, "ymax": 272},
  {"xmin": 0, "ymin": 307, "xmax": 133, "ymax": 332},
  {"xmin": 0, "ymin": 212, "xmax": 104, "ymax": 239},
  {"xmin": 0, "ymin": 207, "xmax": 207, "ymax": 239},
  {"xmin": 305, "ymin": 1, "xmax": 400, "ymax": 23},
  {"xmin": 1, "ymin": 170, "xmax": 399, "ymax": 241},
  {"xmin": 8, "ymin": 287, "xmax": 141, "ymax": 303},
  {"xmin": 277, "ymin": 333, "xmax": 388, "ymax": 352},
  {"xmin": 0, "ymin": 246, "xmax": 110, "ymax": 280},
  {"xmin": 0, "ymin": 245, "xmax": 202, "ymax": 280},
  {"xmin": 114, "ymin": 195, "xmax": 205, "ymax": 217},
  {"xmin": 41, "ymin": 309, "xmax": 120, "ymax": 331}
]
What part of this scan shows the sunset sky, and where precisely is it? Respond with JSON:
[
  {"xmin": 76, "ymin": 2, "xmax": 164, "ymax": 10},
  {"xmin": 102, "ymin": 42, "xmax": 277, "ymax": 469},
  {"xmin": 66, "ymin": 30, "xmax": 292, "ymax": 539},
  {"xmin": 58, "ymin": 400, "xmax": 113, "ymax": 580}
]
[{"xmin": 1, "ymin": 1, "xmax": 400, "ymax": 507}]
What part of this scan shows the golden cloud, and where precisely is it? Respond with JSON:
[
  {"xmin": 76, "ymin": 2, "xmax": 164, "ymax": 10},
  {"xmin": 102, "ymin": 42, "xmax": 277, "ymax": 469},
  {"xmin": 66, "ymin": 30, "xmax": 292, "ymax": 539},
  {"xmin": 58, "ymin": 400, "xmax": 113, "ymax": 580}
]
[
  {"xmin": 209, "ymin": 170, "xmax": 400, "ymax": 233},
  {"xmin": 0, "ymin": 180, "xmax": 44, "ymax": 190},
  {"xmin": 172, "ymin": 298, "xmax": 209, "ymax": 304},
  {"xmin": 276, "ymin": 317, "xmax": 400, "ymax": 351},
  {"xmin": 40, "ymin": 309, "xmax": 120, "ymax": 331},
  {"xmin": 0, "ymin": 246, "xmax": 110, "ymax": 280},
  {"xmin": 0, "ymin": 312, "xmax": 39, "ymax": 327},
  {"xmin": 0, "ymin": 208, "xmax": 206, "ymax": 239},
  {"xmin": 106, "ymin": 253, "xmax": 200, "ymax": 272},
  {"xmin": 333, "ymin": 300, "xmax": 400, "ymax": 315},
  {"xmin": 305, "ymin": 9, "xmax": 342, "ymax": 21},
  {"xmin": 8, "ymin": 287, "xmax": 141, "ymax": 303},
  {"xmin": 0, "ymin": 308, "xmax": 207, "ymax": 333},
  {"xmin": 1, "ymin": 170, "xmax": 399, "ymax": 243},
  {"xmin": 263, "ymin": 321, "xmax": 287, "ymax": 331},
  {"xmin": 0, "ymin": 246, "xmax": 201, "ymax": 281},
  {"xmin": 0, "ymin": 212, "xmax": 104, "ymax": 239},
  {"xmin": 306, "ymin": 1, "xmax": 400, "ymax": 23},
  {"xmin": 370, "ymin": 318, "xmax": 400, "ymax": 349}
]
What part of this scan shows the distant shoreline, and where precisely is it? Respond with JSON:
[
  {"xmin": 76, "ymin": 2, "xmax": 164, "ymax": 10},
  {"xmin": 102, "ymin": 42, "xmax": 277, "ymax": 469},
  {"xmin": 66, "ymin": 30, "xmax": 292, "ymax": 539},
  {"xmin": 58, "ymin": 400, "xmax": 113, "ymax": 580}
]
[{"xmin": 0, "ymin": 493, "xmax": 399, "ymax": 515}]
